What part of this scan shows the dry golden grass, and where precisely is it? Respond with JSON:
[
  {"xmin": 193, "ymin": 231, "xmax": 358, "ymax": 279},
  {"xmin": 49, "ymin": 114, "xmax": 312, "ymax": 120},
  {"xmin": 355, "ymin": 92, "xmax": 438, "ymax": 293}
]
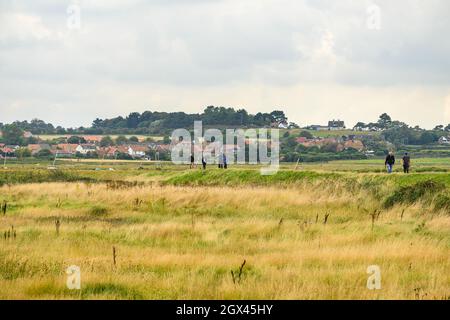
[{"xmin": 0, "ymin": 182, "xmax": 449, "ymax": 299}]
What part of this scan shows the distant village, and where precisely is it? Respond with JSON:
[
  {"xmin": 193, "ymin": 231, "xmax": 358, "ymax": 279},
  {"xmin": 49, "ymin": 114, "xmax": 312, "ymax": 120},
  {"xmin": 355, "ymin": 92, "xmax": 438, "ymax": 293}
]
[
  {"xmin": 1, "ymin": 117, "xmax": 450, "ymax": 162},
  {"xmin": 0, "ymin": 132, "xmax": 170, "ymax": 161}
]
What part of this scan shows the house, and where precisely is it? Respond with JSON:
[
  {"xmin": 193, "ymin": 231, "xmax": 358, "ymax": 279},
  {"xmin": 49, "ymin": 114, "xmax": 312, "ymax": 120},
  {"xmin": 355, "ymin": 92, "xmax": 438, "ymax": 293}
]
[
  {"xmin": 277, "ymin": 121, "xmax": 289, "ymax": 129},
  {"xmin": 27, "ymin": 144, "xmax": 51, "ymax": 155},
  {"xmin": 343, "ymin": 140, "xmax": 365, "ymax": 151},
  {"xmin": 296, "ymin": 137, "xmax": 308, "ymax": 144},
  {"xmin": 156, "ymin": 144, "xmax": 171, "ymax": 152},
  {"xmin": 328, "ymin": 120, "xmax": 345, "ymax": 130},
  {"xmin": 53, "ymin": 144, "xmax": 78, "ymax": 157},
  {"xmin": 0, "ymin": 147, "xmax": 15, "ymax": 156},
  {"xmin": 271, "ymin": 120, "xmax": 289, "ymax": 129},
  {"xmin": 438, "ymin": 136, "xmax": 450, "ymax": 144},
  {"xmin": 75, "ymin": 144, "xmax": 98, "ymax": 155},
  {"xmin": 98, "ymin": 147, "xmax": 119, "ymax": 158},
  {"xmin": 23, "ymin": 131, "xmax": 33, "ymax": 138},
  {"xmin": 82, "ymin": 136, "xmax": 103, "ymax": 144},
  {"xmin": 309, "ymin": 125, "xmax": 330, "ymax": 131},
  {"xmin": 127, "ymin": 145, "xmax": 149, "ymax": 158}
]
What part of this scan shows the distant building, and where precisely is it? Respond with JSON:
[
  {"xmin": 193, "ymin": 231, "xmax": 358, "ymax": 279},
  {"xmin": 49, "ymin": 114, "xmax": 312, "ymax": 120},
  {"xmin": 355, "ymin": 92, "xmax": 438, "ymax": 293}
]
[
  {"xmin": 272, "ymin": 121, "xmax": 288, "ymax": 129},
  {"xmin": 23, "ymin": 131, "xmax": 33, "ymax": 138},
  {"xmin": 309, "ymin": 125, "xmax": 329, "ymax": 131},
  {"xmin": 343, "ymin": 140, "xmax": 364, "ymax": 151},
  {"xmin": 127, "ymin": 145, "xmax": 149, "ymax": 158},
  {"xmin": 53, "ymin": 144, "xmax": 78, "ymax": 157},
  {"xmin": 296, "ymin": 137, "xmax": 308, "ymax": 143},
  {"xmin": 75, "ymin": 144, "xmax": 98, "ymax": 155},
  {"xmin": 328, "ymin": 120, "xmax": 345, "ymax": 130},
  {"xmin": 438, "ymin": 136, "xmax": 450, "ymax": 144},
  {"xmin": 308, "ymin": 120, "xmax": 346, "ymax": 131},
  {"xmin": 82, "ymin": 136, "xmax": 103, "ymax": 144},
  {"xmin": 27, "ymin": 144, "xmax": 51, "ymax": 155}
]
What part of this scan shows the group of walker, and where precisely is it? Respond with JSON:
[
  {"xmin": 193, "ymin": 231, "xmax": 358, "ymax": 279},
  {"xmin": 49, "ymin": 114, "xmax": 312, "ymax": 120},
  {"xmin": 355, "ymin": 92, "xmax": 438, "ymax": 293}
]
[
  {"xmin": 190, "ymin": 152, "xmax": 228, "ymax": 170},
  {"xmin": 189, "ymin": 150, "xmax": 411, "ymax": 173},
  {"xmin": 385, "ymin": 151, "xmax": 411, "ymax": 174}
]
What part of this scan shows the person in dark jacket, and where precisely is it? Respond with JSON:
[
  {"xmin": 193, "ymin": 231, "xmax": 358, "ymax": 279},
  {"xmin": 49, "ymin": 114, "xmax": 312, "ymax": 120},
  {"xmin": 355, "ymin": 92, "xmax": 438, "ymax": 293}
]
[
  {"xmin": 385, "ymin": 152, "xmax": 395, "ymax": 173},
  {"xmin": 201, "ymin": 155, "xmax": 207, "ymax": 170},
  {"xmin": 190, "ymin": 154, "xmax": 195, "ymax": 169},
  {"xmin": 223, "ymin": 153, "xmax": 227, "ymax": 169},
  {"xmin": 402, "ymin": 152, "xmax": 411, "ymax": 173}
]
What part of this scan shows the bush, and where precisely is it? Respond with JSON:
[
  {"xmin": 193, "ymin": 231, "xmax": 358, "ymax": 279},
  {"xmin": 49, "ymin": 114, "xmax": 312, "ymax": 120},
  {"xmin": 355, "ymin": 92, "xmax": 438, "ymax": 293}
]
[
  {"xmin": 434, "ymin": 194, "xmax": 450, "ymax": 212},
  {"xmin": 89, "ymin": 206, "xmax": 108, "ymax": 216},
  {"xmin": 384, "ymin": 180, "xmax": 446, "ymax": 208}
]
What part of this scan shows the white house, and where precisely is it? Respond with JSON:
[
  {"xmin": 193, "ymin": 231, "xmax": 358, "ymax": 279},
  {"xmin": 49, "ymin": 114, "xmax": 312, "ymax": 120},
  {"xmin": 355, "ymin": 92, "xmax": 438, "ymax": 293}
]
[
  {"xmin": 76, "ymin": 144, "xmax": 98, "ymax": 155},
  {"xmin": 127, "ymin": 145, "xmax": 149, "ymax": 158},
  {"xmin": 438, "ymin": 136, "xmax": 450, "ymax": 144}
]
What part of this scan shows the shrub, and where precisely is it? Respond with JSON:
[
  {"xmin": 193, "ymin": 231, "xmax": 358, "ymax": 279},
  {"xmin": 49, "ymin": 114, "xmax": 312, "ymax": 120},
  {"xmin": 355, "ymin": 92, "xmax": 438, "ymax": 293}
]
[
  {"xmin": 384, "ymin": 180, "xmax": 446, "ymax": 208},
  {"xmin": 434, "ymin": 194, "xmax": 450, "ymax": 212},
  {"xmin": 89, "ymin": 206, "xmax": 109, "ymax": 216}
]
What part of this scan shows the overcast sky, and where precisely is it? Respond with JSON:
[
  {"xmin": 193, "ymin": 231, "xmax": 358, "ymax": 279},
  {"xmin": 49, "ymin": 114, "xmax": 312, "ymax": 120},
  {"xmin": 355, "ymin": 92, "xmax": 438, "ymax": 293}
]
[{"xmin": 1, "ymin": 0, "xmax": 449, "ymax": 129}]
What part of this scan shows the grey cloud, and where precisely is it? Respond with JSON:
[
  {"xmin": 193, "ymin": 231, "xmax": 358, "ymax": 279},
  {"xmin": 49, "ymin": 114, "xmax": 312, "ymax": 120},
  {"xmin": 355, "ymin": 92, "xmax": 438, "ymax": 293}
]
[{"xmin": 0, "ymin": 0, "xmax": 449, "ymax": 127}]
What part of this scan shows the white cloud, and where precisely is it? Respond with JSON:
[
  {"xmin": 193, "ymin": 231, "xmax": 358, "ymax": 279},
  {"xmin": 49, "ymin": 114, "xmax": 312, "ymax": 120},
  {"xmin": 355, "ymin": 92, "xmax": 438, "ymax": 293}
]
[{"xmin": 0, "ymin": 0, "xmax": 449, "ymax": 128}]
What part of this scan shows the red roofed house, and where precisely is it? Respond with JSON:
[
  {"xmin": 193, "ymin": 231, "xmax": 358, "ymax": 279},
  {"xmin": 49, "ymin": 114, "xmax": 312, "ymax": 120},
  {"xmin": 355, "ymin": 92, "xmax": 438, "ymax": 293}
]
[
  {"xmin": 82, "ymin": 136, "xmax": 103, "ymax": 144},
  {"xmin": 27, "ymin": 144, "xmax": 51, "ymax": 155}
]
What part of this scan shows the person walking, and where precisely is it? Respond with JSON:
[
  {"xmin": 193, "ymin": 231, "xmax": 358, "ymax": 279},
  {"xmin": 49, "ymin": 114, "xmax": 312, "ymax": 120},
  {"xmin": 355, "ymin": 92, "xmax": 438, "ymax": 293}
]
[
  {"xmin": 201, "ymin": 155, "xmax": 207, "ymax": 171},
  {"xmin": 402, "ymin": 152, "xmax": 411, "ymax": 173},
  {"xmin": 218, "ymin": 152, "xmax": 223, "ymax": 169},
  {"xmin": 223, "ymin": 153, "xmax": 227, "ymax": 169},
  {"xmin": 385, "ymin": 151, "xmax": 395, "ymax": 173},
  {"xmin": 190, "ymin": 154, "xmax": 195, "ymax": 169}
]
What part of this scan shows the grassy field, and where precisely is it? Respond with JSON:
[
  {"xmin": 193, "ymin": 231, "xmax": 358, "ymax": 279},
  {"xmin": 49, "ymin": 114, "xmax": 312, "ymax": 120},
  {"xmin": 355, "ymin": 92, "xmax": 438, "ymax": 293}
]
[{"xmin": 0, "ymin": 159, "xmax": 449, "ymax": 299}]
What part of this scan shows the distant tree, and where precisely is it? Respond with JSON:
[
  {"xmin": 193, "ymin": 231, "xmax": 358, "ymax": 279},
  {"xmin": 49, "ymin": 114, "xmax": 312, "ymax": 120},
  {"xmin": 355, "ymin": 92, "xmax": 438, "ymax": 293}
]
[
  {"xmin": 419, "ymin": 131, "xmax": 439, "ymax": 144},
  {"xmin": 1, "ymin": 124, "xmax": 25, "ymax": 145},
  {"xmin": 434, "ymin": 125, "xmax": 444, "ymax": 131},
  {"xmin": 36, "ymin": 149, "xmax": 53, "ymax": 158},
  {"xmin": 115, "ymin": 135, "xmax": 129, "ymax": 145},
  {"xmin": 321, "ymin": 142, "xmax": 339, "ymax": 153},
  {"xmin": 295, "ymin": 144, "xmax": 307, "ymax": 152},
  {"xmin": 100, "ymin": 136, "xmax": 114, "ymax": 147},
  {"xmin": 16, "ymin": 147, "xmax": 31, "ymax": 159},
  {"xmin": 445, "ymin": 124, "xmax": 450, "ymax": 132},
  {"xmin": 25, "ymin": 136, "xmax": 39, "ymax": 144},
  {"xmin": 126, "ymin": 112, "xmax": 141, "ymax": 128},
  {"xmin": 353, "ymin": 122, "xmax": 366, "ymax": 130},
  {"xmin": 129, "ymin": 136, "xmax": 139, "ymax": 143},
  {"xmin": 116, "ymin": 152, "xmax": 133, "ymax": 160},
  {"xmin": 285, "ymin": 136, "xmax": 297, "ymax": 148},
  {"xmin": 377, "ymin": 113, "xmax": 392, "ymax": 129},
  {"xmin": 92, "ymin": 118, "xmax": 103, "ymax": 128},
  {"xmin": 270, "ymin": 110, "xmax": 287, "ymax": 123},
  {"xmin": 56, "ymin": 127, "xmax": 67, "ymax": 134},
  {"xmin": 67, "ymin": 136, "xmax": 86, "ymax": 144},
  {"xmin": 298, "ymin": 130, "xmax": 313, "ymax": 139}
]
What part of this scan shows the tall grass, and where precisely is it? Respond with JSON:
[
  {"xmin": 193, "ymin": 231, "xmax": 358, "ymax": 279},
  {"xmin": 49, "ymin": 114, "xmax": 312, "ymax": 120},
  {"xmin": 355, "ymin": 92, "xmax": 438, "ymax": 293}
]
[{"xmin": 0, "ymin": 180, "xmax": 449, "ymax": 299}]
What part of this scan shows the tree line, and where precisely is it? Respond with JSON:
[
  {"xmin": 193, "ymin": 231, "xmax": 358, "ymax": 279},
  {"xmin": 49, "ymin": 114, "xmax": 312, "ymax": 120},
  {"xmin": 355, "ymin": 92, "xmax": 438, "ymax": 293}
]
[{"xmin": 0, "ymin": 107, "xmax": 290, "ymax": 136}]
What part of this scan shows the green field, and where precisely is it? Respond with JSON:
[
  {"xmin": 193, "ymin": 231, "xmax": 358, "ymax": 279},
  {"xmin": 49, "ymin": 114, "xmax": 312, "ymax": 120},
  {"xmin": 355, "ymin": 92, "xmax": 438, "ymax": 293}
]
[{"xmin": 0, "ymin": 159, "xmax": 449, "ymax": 299}]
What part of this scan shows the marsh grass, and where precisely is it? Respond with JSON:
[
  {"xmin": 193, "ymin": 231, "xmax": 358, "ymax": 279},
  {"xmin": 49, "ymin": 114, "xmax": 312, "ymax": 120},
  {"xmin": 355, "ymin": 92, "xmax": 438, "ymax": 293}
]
[{"xmin": 0, "ymin": 166, "xmax": 449, "ymax": 299}]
